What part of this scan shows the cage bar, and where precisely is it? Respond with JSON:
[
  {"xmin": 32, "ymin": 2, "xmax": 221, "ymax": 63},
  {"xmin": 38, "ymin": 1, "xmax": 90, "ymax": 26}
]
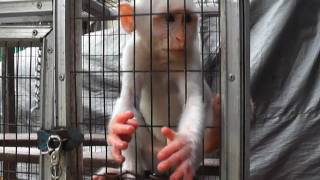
[
  {"xmin": 49, "ymin": 0, "xmax": 83, "ymax": 179},
  {"xmin": 39, "ymin": 31, "xmax": 55, "ymax": 179},
  {"xmin": 2, "ymin": 46, "xmax": 16, "ymax": 180},
  {"xmin": 220, "ymin": 0, "xmax": 250, "ymax": 179}
]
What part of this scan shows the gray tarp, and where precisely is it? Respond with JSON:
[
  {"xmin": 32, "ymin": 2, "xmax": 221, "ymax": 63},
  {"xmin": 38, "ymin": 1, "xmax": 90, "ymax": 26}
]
[{"xmin": 250, "ymin": 0, "xmax": 320, "ymax": 179}]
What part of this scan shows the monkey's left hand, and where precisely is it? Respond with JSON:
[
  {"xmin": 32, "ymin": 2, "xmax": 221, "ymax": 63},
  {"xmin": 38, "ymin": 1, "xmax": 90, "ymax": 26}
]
[{"xmin": 157, "ymin": 127, "xmax": 194, "ymax": 180}]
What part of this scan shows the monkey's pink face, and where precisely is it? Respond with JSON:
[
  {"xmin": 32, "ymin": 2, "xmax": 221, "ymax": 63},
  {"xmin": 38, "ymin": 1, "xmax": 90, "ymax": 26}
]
[{"xmin": 152, "ymin": 11, "xmax": 198, "ymax": 62}]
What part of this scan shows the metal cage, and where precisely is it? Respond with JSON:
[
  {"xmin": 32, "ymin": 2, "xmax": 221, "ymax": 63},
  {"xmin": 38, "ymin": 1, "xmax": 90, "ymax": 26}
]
[{"xmin": 0, "ymin": 0, "xmax": 249, "ymax": 179}]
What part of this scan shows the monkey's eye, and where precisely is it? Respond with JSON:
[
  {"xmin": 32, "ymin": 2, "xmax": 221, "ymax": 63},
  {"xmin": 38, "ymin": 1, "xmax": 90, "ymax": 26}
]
[
  {"xmin": 165, "ymin": 13, "xmax": 175, "ymax": 22},
  {"xmin": 185, "ymin": 14, "xmax": 192, "ymax": 23}
]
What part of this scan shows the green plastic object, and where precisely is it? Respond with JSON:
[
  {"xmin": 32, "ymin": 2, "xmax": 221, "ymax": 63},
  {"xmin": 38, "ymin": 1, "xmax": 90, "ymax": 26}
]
[{"xmin": 0, "ymin": 48, "xmax": 3, "ymax": 62}]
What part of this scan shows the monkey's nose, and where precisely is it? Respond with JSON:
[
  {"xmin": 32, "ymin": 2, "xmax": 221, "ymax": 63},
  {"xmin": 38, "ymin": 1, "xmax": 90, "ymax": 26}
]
[
  {"xmin": 175, "ymin": 38, "xmax": 185, "ymax": 49},
  {"xmin": 176, "ymin": 35, "xmax": 185, "ymax": 43}
]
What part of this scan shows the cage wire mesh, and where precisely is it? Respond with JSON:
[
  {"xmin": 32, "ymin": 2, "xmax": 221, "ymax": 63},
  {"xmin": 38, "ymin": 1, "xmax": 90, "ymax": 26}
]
[
  {"xmin": 79, "ymin": 0, "xmax": 221, "ymax": 179},
  {"xmin": 0, "ymin": 44, "xmax": 42, "ymax": 179}
]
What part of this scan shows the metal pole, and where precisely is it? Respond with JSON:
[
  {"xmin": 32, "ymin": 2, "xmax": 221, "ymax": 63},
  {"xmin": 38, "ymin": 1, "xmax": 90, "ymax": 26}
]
[
  {"xmin": 242, "ymin": 0, "xmax": 251, "ymax": 178},
  {"xmin": 220, "ymin": 0, "xmax": 250, "ymax": 179},
  {"xmin": 40, "ymin": 32, "xmax": 56, "ymax": 180},
  {"xmin": 54, "ymin": 0, "xmax": 83, "ymax": 179}
]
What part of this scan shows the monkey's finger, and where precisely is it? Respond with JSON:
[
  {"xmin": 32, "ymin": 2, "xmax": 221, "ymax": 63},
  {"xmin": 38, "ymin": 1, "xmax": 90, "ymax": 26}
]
[
  {"xmin": 183, "ymin": 165, "xmax": 193, "ymax": 180},
  {"xmin": 213, "ymin": 95, "xmax": 221, "ymax": 119},
  {"xmin": 157, "ymin": 139, "xmax": 186, "ymax": 161},
  {"xmin": 107, "ymin": 134, "xmax": 128, "ymax": 150},
  {"xmin": 213, "ymin": 94, "xmax": 221, "ymax": 105},
  {"xmin": 92, "ymin": 175, "xmax": 106, "ymax": 180},
  {"xmin": 126, "ymin": 118, "xmax": 139, "ymax": 129},
  {"xmin": 113, "ymin": 111, "xmax": 134, "ymax": 123},
  {"xmin": 157, "ymin": 146, "xmax": 191, "ymax": 172},
  {"xmin": 111, "ymin": 123, "xmax": 136, "ymax": 135},
  {"xmin": 169, "ymin": 161, "xmax": 190, "ymax": 180},
  {"xmin": 212, "ymin": 95, "xmax": 221, "ymax": 131},
  {"xmin": 112, "ymin": 146, "xmax": 125, "ymax": 163},
  {"xmin": 161, "ymin": 127, "xmax": 176, "ymax": 141},
  {"xmin": 119, "ymin": 134, "xmax": 132, "ymax": 142}
]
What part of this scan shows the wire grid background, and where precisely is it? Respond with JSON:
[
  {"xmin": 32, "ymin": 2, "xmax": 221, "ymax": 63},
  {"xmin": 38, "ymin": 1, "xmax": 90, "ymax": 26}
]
[
  {"xmin": 0, "ymin": 0, "xmax": 221, "ymax": 179},
  {"xmin": 79, "ymin": 0, "xmax": 221, "ymax": 179},
  {"xmin": 0, "ymin": 45, "xmax": 41, "ymax": 179}
]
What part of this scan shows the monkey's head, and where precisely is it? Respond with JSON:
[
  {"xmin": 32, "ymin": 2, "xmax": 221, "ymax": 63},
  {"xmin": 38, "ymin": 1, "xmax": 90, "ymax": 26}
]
[{"xmin": 120, "ymin": 0, "xmax": 199, "ymax": 63}]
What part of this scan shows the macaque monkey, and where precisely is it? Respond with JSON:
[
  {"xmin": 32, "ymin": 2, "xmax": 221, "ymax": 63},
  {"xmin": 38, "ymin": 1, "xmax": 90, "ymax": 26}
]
[{"xmin": 98, "ymin": 0, "xmax": 216, "ymax": 179}]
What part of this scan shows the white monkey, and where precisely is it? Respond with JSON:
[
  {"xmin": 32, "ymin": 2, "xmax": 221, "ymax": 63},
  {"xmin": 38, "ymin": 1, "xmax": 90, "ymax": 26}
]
[{"xmin": 104, "ymin": 0, "xmax": 213, "ymax": 179}]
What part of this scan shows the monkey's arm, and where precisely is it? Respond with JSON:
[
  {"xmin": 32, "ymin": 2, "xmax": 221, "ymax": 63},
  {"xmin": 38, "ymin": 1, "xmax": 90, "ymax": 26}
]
[
  {"xmin": 157, "ymin": 73, "xmax": 212, "ymax": 179},
  {"xmin": 107, "ymin": 41, "xmax": 145, "ymax": 163},
  {"xmin": 204, "ymin": 95, "xmax": 221, "ymax": 153}
]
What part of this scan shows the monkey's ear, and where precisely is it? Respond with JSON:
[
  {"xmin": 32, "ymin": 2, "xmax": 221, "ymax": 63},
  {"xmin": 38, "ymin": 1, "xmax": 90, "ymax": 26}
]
[{"xmin": 119, "ymin": 2, "xmax": 134, "ymax": 33}]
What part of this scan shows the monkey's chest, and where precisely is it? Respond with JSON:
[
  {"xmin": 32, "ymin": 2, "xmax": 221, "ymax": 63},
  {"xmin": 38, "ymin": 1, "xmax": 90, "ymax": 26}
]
[{"xmin": 139, "ymin": 76, "xmax": 183, "ymax": 142}]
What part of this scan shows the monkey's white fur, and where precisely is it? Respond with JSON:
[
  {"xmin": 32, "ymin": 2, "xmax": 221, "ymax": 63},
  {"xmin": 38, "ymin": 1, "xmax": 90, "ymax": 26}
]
[{"xmin": 107, "ymin": 0, "xmax": 213, "ymax": 175}]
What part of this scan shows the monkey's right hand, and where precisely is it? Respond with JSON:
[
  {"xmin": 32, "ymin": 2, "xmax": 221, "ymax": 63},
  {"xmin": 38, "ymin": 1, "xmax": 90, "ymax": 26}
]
[{"xmin": 107, "ymin": 111, "xmax": 138, "ymax": 163}]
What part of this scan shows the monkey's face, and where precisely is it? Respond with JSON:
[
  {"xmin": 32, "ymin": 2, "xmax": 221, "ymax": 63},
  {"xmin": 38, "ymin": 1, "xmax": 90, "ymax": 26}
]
[
  {"xmin": 151, "ymin": 11, "xmax": 199, "ymax": 64},
  {"xmin": 119, "ymin": 1, "xmax": 199, "ymax": 65}
]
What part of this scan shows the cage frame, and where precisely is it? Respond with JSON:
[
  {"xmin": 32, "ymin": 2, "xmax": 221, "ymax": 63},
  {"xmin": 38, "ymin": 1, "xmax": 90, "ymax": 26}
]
[
  {"xmin": 220, "ymin": 0, "xmax": 250, "ymax": 179},
  {"xmin": 0, "ymin": 0, "xmax": 53, "ymax": 24},
  {"xmin": 0, "ymin": 0, "xmax": 52, "ymax": 44},
  {"xmin": 0, "ymin": 0, "xmax": 250, "ymax": 179}
]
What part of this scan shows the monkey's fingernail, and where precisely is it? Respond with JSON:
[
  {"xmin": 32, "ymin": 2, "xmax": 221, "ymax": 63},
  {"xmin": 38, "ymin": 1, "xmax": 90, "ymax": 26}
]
[
  {"xmin": 127, "ymin": 126, "xmax": 134, "ymax": 132},
  {"xmin": 157, "ymin": 164, "xmax": 163, "ymax": 172},
  {"xmin": 133, "ymin": 118, "xmax": 139, "ymax": 124},
  {"xmin": 157, "ymin": 162, "xmax": 168, "ymax": 172},
  {"xmin": 157, "ymin": 152, "xmax": 164, "ymax": 161},
  {"xmin": 118, "ymin": 142, "xmax": 125, "ymax": 148}
]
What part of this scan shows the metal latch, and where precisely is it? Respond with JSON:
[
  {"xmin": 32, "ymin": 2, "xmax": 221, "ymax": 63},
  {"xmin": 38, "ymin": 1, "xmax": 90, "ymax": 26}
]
[{"xmin": 37, "ymin": 128, "xmax": 84, "ymax": 179}]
